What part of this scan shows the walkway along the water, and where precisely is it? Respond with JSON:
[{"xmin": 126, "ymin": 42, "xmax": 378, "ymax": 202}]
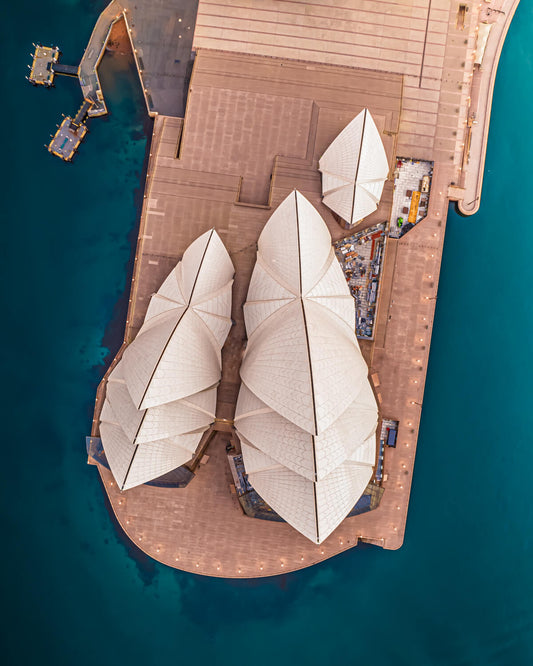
[{"xmin": 78, "ymin": 0, "xmax": 127, "ymax": 117}]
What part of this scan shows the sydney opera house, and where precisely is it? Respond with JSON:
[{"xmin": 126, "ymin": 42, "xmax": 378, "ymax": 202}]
[
  {"xmin": 73, "ymin": 0, "xmax": 515, "ymax": 576},
  {"xmin": 96, "ymin": 108, "xmax": 387, "ymax": 548}
]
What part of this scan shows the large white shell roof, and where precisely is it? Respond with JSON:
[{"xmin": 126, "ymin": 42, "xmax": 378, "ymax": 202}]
[
  {"xmin": 100, "ymin": 229, "xmax": 234, "ymax": 490},
  {"xmin": 319, "ymin": 108, "xmax": 389, "ymax": 226},
  {"xmin": 235, "ymin": 191, "xmax": 378, "ymax": 544}
]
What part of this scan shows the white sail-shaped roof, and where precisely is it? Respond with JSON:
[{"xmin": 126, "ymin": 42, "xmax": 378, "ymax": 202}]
[
  {"xmin": 100, "ymin": 229, "xmax": 234, "ymax": 490},
  {"xmin": 319, "ymin": 108, "xmax": 389, "ymax": 226},
  {"xmin": 235, "ymin": 191, "xmax": 378, "ymax": 544}
]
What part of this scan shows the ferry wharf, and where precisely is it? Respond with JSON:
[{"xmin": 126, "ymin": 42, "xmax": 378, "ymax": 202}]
[
  {"xmin": 27, "ymin": 0, "xmax": 126, "ymax": 160},
  {"xmin": 27, "ymin": 0, "xmax": 199, "ymax": 161}
]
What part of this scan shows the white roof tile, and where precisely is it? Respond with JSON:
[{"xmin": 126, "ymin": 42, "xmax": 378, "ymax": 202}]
[
  {"xmin": 121, "ymin": 433, "xmax": 204, "ymax": 490},
  {"xmin": 319, "ymin": 109, "xmax": 389, "ymax": 225},
  {"xmin": 100, "ymin": 230, "xmax": 234, "ymax": 490}
]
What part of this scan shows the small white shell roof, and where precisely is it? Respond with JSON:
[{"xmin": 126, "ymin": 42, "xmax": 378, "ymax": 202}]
[
  {"xmin": 319, "ymin": 108, "xmax": 389, "ymax": 226},
  {"xmin": 100, "ymin": 229, "xmax": 234, "ymax": 490},
  {"xmin": 235, "ymin": 191, "xmax": 378, "ymax": 543}
]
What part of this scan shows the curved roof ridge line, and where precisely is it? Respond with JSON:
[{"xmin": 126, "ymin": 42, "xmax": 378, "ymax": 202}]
[
  {"xmin": 303, "ymin": 293, "xmax": 356, "ymax": 336},
  {"xmin": 244, "ymin": 297, "xmax": 293, "ymax": 306},
  {"xmin": 307, "ymin": 293, "xmax": 354, "ymax": 300},
  {"xmin": 255, "ymin": 253, "xmax": 299, "ymax": 298},
  {"xmin": 361, "ymin": 176, "xmax": 389, "ymax": 185},
  {"xmin": 322, "ymin": 184, "xmax": 349, "ymax": 196},
  {"xmin": 193, "ymin": 307, "xmax": 232, "ymax": 323},
  {"xmin": 150, "ymin": 291, "xmax": 184, "ymax": 306},
  {"xmin": 191, "ymin": 276, "xmax": 234, "ymax": 307},
  {"xmin": 179, "ymin": 394, "xmax": 216, "ymax": 418},
  {"xmin": 234, "ymin": 405, "xmax": 273, "ymax": 421},
  {"xmin": 301, "ymin": 247, "xmax": 335, "ymax": 297},
  {"xmin": 345, "ymin": 459, "xmax": 375, "ymax": 469},
  {"xmin": 320, "ymin": 168, "xmax": 353, "ymax": 182},
  {"xmin": 188, "ymin": 308, "xmax": 225, "ymax": 363},
  {"xmin": 357, "ymin": 184, "xmax": 381, "ymax": 204},
  {"xmin": 350, "ymin": 108, "xmax": 367, "ymax": 223},
  {"xmin": 244, "ymin": 298, "xmax": 295, "ymax": 344},
  {"xmin": 295, "ymin": 190, "xmax": 321, "ymax": 543},
  {"xmin": 107, "ymin": 376, "xmax": 126, "ymax": 385},
  {"xmin": 185, "ymin": 228, "xmax": 216, "ymax": 307}
]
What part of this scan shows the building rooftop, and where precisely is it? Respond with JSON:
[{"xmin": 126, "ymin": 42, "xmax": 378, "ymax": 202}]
[
  {"xmin": 319, "ymin": 109, "xmax": 389, "ymax": 227},
  {"xmin": 100, "ymin": 229, "xmax": 234, "ymax": 490},
  {"xmin": 236, "ymin": 191, "xmax": 378, "ymax": 544}
]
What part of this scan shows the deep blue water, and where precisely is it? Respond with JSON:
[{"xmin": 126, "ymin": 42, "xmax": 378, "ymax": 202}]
[{"xmin": 2, "ymin": 1, "xmax": 532, "ymax": 664}]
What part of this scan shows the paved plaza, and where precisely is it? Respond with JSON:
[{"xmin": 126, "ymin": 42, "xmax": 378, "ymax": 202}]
[{"xmin": 193, "ymin": 0, "xmax": 478, "ymax": 168}]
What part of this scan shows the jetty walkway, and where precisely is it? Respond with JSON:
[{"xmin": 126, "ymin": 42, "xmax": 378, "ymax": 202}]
[{"xmin": 79, "ymin": 0, "xmax": 126, "ymax": 116}]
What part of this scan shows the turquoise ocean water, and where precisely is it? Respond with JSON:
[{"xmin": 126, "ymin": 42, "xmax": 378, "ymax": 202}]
[{"xmin": 2, "ymin": 1, "xmax": 532, "ymax": 663}]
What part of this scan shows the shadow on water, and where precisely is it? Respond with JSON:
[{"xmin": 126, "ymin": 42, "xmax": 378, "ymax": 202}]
[
  {"xmin": 182, "ymin": 53, "xmax": 195, "ymax": 115},
  {"xmin": 79, "ymin": 47, "xmax": 157, "ymax": 576},
  {"xmin": 86, "ymin": 48, "xmax": 153, "ymax": 392},
  {"xmin": 172, "ymin": 540, "xmax": 380, "ymax": 627},
  {"xmin": 97, "ymin": 474, "xmax": 158, "ymax": 586}
]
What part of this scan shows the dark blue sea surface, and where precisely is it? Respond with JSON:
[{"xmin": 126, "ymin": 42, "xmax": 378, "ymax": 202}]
[{"xmin": 2, "ymin": 1, "xmax": 532, "ymax": 664}]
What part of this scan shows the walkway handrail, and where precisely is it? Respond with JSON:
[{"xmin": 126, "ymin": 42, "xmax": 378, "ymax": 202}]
[{"xmin": 78, "ymin": 0, "xmax": 125, "ymax": 116}]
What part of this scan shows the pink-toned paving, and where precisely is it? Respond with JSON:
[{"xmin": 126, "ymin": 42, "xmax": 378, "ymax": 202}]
[{"xmin": 90, "ymin": 0, "xmax": 520, "ymax": 577}]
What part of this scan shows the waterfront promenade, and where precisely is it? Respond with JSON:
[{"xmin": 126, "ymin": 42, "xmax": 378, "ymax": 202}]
[
  {"xmin": 89, "ymin": 0, "xmax": 520, "ymax": 576},
  {"xmin": 78, "ymin": 0, "xmax": 124, "ymax": 115},
  {"xmin": 458, "ymin": 0, "xmax": 521, "ymax": 213}
]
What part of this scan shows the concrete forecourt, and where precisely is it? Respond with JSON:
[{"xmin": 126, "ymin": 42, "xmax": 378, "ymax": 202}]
[{"xmin": 85, "ymin": 0, "xmax": 520, "ymax": 577}]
